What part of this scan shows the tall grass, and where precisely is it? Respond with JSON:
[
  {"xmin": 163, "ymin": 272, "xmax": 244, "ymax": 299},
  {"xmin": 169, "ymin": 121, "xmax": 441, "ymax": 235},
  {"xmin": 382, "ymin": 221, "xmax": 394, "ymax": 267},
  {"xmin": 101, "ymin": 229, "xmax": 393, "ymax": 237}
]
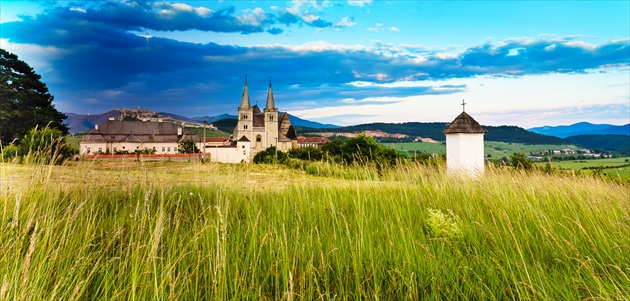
[{"xmin": 1, "ymin": 157, "xmax": 628, "ymax": 300}]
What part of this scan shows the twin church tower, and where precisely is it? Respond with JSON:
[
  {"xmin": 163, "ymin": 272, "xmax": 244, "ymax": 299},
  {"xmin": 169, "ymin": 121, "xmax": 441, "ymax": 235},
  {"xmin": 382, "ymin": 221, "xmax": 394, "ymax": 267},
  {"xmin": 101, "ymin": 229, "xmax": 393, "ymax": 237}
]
[{"xmin": 233, "ymin": 78, "xmax": 297, "ymax": 152}]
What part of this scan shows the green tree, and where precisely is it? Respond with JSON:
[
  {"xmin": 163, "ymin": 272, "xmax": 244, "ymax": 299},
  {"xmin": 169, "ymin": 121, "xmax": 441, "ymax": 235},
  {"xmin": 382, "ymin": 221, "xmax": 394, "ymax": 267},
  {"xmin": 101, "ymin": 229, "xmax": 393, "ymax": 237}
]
[
  {"xmin": 321, "ymin": 138, "xmax": 343, "ymax": 159},
  {"xmin": 340, "ymin": 133, "xmax": 381, "ymax": 164},
  {"xmin": 510, "ymin": 152, "xmax": 533, "ymax": 170},
  {"xmin": 178, "ymin": 140, "xmax": 199, "ymax": 154},
  {"xmin": 288, "ymin": 146, "xmax": 322, "ymax": 161},
  {"xmin": 0, "ymin": 49, "xmax": 68, "ymax": 143},
  {"xmin": 253, "ymin": 146, "xmax": 286, "ymax": 164},
  {"xmin": 18, "ymin": 126, "xmax": 70, "ymax": 164}
]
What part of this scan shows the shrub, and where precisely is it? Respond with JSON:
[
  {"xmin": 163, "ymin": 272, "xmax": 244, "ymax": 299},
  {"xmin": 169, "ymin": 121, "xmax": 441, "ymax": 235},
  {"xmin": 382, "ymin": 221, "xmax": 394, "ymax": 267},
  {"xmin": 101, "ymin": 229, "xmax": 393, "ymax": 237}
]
[
  {"xmin": 425, "ymin": 208, "xmax": 463, "ymax": 240},
  {"xmin": 18, "ymin": 126, "xmax": 70, "ymax": 164},
  {"xmin": 1, "ymin": 143, "xmax": 19, "ymax": 161},
  {"xmin": 510, "ymin": 152, "xmax": 533, "ymax": 170}
]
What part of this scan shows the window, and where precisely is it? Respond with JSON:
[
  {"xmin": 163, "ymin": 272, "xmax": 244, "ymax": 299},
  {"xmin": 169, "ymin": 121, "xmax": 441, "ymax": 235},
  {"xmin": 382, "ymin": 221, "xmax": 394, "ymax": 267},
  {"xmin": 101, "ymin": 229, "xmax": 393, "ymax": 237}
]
[
  {"xmin": 243, "ymin": 151, "xmax": 246, "ymax": 155},
  {"xmin": 270, "ymin": 116, "xmax": 274, "ymax": 121},
  {"xmin": 87, "ymin": 147, "xmax": 91, "ymax": 154},
  {"xmin": 244, "ymin": 125, "xmax": 248, "ymax": 129},
  {"xmin": 167, "ymin": 147, "xmax": 171, "ymax": 152},
  {"xmin": 242, "ymin": 145, "xmax": 245, "ymax": 149},
  {"xmin": 144, "ymin": 147, "xmax": 147, "ymax": 151},
  {"xmin": 174, "ymin": 147, "xmax": 177, "ymax": 152},
  {"xmin": 113, "ymin": 147, "xmax": 117, "ymax": 152},
  {"xmin": 162, "ymin": 147, "xmax": 165, "ymax": 152},
  {"xmin": 98, "ymin": 147, "xmax": 102, "ymax": 153}
]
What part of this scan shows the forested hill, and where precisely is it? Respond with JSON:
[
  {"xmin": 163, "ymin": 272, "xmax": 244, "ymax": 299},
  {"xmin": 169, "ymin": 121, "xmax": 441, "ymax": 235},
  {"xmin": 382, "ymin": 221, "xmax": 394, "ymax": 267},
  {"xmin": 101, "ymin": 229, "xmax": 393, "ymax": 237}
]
[{"xmin": 298, "ymin": 122, "xmax": 565, "ymax": 144}]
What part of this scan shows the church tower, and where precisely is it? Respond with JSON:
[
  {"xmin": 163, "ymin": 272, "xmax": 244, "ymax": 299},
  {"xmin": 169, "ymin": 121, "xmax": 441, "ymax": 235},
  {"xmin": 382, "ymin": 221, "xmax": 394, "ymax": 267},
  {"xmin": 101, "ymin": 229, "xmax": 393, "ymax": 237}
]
[
  {"xmin": 236, "ymin": 77, "xmax": 253, "ymax": 142},
  {"xmin": 263, "ymin": 80, "xmax": 279, "ymax": 148}
]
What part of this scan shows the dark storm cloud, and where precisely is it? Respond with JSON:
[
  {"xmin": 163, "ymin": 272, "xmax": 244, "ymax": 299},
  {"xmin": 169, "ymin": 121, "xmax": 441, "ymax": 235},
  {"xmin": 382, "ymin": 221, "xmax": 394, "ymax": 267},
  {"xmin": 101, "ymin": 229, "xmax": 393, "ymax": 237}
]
[
  {"xmin": 1, "ymin": 1, "xmax": 628, "ymax": 116},
  {"xmin": 8, "ymin": 1, "xmax": 338, "ymax": 36}
]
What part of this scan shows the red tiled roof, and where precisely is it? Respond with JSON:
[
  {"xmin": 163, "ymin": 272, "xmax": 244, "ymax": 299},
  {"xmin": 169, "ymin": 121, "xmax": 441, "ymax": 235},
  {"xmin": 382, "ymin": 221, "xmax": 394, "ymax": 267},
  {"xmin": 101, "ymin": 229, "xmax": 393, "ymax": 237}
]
[
  {"xmin": 297, "ymin": 136, "xmax": 329, "ymax": 144},
  {"xmin": 205, "ymin": 137, "xmax": 230, "ymax": 142}
]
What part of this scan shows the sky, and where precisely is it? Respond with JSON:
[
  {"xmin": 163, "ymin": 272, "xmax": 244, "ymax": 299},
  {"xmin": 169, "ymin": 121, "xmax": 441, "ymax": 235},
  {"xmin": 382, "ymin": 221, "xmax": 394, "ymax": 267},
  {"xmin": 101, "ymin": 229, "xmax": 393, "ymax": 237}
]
[{"xmin": 1, "ymin": 0, "xmax": 629, "ymax": 128}]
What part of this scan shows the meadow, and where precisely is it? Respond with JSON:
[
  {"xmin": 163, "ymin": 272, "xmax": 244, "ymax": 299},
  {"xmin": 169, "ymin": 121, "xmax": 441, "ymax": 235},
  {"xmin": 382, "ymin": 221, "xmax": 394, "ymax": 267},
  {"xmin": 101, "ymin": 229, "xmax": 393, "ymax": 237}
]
[
  {"xmin": 534, "ymin": 157, "xmax": 630, "ymax": 180},
  {"xmin": 384, "ymin": 141, "xmax": 581, "ymax": 159},
  {"xmin": 1, "ymin": 159, "xmax": 628, "ymax": 300}
]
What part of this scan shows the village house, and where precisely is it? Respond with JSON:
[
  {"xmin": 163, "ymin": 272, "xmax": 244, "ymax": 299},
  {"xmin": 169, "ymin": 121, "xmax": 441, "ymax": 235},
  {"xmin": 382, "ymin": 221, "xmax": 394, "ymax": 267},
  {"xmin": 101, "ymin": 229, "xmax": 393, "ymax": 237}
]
[
  {"xmin": 297, "ymin": 136, "xmax": 330, "ymax": 148},
  {"xmin": 79, "ymin": 120, "xmax": 203, "ymax": 155}
]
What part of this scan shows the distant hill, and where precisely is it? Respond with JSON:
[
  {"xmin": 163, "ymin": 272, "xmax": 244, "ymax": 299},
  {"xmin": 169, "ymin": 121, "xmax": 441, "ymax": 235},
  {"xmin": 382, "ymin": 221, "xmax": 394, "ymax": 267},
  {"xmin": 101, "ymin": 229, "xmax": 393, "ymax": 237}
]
[
  {"xmin": 299, "ymin": 122, "xmax": 565, "ymax": 144},
  {"xmin": 64, "ymin": 109, "xmax": 339, "ymax": 134},
  {"xmin": 528, "ymin": 122, "xmax": 630, "ymax": 138},
  {"xmin": 564, "ymin": 134, "xmax": 630, "ymax": 155},
  {"xmin": 287, "ymin": 115, "xmax": 339, "ymax": 129},
  {"xmin": 212, "ymin": 118, "xmax": 237, "ymax": 134},
  {"xmin": 64, "ymin": 110, "xmax": 120, "ymax": 134}
]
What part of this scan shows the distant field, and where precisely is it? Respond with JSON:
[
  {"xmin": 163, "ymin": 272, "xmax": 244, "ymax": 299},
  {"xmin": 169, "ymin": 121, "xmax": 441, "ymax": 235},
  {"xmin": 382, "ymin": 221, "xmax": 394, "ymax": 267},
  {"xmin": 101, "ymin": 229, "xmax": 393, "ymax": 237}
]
[
  {"xmin": 184, "ymin": 127, "xmax": 231, "ymax": 137},
  {"xmin": 384, "ymin": 141, "xmax": 581, "ymax": 159},
  {"xmin": 384, "ymin": 141, "xmax": 446, "ymax": 155},
  {"xmin": 534, "ymin": 157, "xmax": 630, "ymax": 180},
  {"xmin": 483, "ymin": 141, "xmax": 580, "ymax": 158}
]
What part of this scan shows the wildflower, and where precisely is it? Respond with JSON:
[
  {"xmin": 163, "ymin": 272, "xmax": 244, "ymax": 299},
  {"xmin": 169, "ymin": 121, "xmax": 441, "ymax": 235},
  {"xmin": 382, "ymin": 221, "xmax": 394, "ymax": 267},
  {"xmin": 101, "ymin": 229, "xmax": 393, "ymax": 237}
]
[{"xmin": 425, "ymin": 208, "xmax": 463, "ymax": 240}]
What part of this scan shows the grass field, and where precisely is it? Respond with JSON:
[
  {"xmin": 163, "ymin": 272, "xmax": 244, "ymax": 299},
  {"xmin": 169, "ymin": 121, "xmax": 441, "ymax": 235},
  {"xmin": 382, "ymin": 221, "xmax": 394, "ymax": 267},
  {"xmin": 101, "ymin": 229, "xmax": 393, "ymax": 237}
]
[
  {"xmin": 534, "ymin": 157, "xmax": 630, "ymax": 180},
  {"xmin": 1, "ymin": 159, "xmax": 628, "ymax": 300},
  {"xmin": 384, "ymin": 141, "xmax": 581, "ymax": 159}
]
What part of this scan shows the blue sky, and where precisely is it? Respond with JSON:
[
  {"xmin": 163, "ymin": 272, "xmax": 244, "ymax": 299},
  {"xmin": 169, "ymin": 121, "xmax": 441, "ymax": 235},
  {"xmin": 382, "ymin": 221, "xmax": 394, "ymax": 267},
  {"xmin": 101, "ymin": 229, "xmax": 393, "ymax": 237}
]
[{"xmin": 1, "ymin": 0, "xmax": 629, "ymax": 128}]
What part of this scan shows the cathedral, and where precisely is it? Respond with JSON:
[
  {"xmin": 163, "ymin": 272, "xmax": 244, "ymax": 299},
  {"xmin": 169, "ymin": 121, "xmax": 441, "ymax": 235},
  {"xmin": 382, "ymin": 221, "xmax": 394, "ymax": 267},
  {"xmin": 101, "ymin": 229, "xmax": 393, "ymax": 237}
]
[{"xmin": 232, "ymin": 79, "xmax": 298, "ymax": 153}]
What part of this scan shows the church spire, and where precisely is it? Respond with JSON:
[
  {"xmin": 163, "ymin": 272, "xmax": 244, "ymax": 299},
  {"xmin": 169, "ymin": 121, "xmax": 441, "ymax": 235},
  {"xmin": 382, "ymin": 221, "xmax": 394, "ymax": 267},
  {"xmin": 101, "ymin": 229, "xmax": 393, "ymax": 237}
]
[
  {"xmin": 265, "ymin": 78, "xmax": 277, "ymax": 111},
  {"xmin": 239, "ymin": 75, "xmax": 250, "ymax": 110}
]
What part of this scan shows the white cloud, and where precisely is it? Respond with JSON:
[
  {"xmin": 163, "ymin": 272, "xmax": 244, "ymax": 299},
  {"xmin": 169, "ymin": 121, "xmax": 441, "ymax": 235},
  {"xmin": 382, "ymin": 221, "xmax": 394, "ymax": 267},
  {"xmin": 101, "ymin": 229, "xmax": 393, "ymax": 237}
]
[
  {"xmin": 171, "ymin": 3, "xmax": 193, "ymax": 12},
  {"xmin": 195, "ymin": 7, "xmax": 212, "ymax": 17},
  {"xmin": 348, "ymin": 0, "xmax": 373, "ymax": 7},
  {"xmin": 260, "ymin": 41, "xmax": 366, "ymax": 52},
  {"xmin": 157, "ymin": 9, "xmax": 176, "ymax": 19},
  {"xmin": 352, "ymin": 70, "xmax": 389, "ymax": 81},
  {"xmin": 238, "ymin": 8, "xmax": 267, "ymax": 26},
  {"xmin": 69, "ymin": 7, "xmax": 86, "ymax": 13},
  {"xmin": 388, "ymin": 27, "xmax": 400, "ymax": 32},
  {"xmin": 335, "ymin": 16, "xmax": 356, "ymax": 27},
  {"xmin": 301, "ymin": 13, "xmax": 320, "ymax": 23}
]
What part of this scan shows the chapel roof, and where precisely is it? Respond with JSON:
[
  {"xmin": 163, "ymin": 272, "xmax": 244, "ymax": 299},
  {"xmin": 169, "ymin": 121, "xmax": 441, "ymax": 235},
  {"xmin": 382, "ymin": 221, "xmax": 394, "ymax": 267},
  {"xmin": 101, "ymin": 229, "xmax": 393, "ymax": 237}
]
[{"xmin": 442, "ymin": 112, "xmax": 487, "ymax": 134}]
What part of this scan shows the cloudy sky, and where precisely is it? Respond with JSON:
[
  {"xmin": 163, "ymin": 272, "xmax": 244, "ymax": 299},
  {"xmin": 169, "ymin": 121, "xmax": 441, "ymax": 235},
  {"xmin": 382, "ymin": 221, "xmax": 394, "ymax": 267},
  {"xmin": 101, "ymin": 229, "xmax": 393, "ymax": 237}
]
[{"xmin": 1, "ymin": 0, "xmax": 629, "ymax": 128}]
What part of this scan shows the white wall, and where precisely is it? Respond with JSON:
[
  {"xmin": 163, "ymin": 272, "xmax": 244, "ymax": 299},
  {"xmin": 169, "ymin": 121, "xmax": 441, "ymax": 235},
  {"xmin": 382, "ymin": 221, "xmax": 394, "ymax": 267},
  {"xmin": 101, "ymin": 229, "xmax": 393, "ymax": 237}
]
[
  {"xmin": 206, "ymin": 141, "xmax": 251, "ymax": 163},
  {"xmin": 445, "ymin": 133, "xmax": 485, "ymax": 175},
  {"xmin": 79, "ymin": 142, "xmax": 106, "ymax": 155}
]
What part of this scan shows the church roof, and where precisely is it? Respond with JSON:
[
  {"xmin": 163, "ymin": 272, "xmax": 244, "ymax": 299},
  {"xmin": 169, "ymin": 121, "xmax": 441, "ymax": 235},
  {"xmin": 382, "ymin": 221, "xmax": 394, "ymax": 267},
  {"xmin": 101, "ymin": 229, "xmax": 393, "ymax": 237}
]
[
  {"xmin": 264, "ymin": 81, "xmax": 277, "ymax": 111},
  {"xmin": 285, "ymin": 125, "xmax": 298, "ymax": 140},
  {"xmin": 252, "ymin": 104, "xmax": 262, "ymax": 114},
  {"xmin": 443, "ymin": 112, "xmax": 487, "ymax": 134},
  {"xmin": 278, "ymin": 133, "xmax": 292, "ymax": 142},
  {"xmin": 239, "ymin": 79, "xmax": 250, "ymax": 110},
  {"xmin": 238, "ymin": 135, "xmax": 250, "ymax": 142},
  {"xmin": 252, "ymin": 106, "xmax": 265, "ymax": 127},
  {"xmin": 80, "ymin": 120, "xmax": 202, "ymax": 144}
]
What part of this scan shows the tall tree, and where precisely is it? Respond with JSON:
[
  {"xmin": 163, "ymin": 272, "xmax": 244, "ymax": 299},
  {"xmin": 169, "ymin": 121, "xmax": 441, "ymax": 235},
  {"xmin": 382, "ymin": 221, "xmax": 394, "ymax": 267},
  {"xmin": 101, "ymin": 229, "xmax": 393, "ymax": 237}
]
[{"xmin": 0, "ymin": 49, "xmax": 68, "ymax": 143}]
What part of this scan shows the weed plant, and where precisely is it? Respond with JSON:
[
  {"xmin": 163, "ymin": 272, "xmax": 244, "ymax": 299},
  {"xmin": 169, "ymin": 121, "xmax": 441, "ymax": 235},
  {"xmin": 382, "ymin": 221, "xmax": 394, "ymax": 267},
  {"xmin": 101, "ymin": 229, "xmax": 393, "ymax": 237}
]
[{"xmin": 0, "ymin": 154, "xmax": 628, "ymax": 300}]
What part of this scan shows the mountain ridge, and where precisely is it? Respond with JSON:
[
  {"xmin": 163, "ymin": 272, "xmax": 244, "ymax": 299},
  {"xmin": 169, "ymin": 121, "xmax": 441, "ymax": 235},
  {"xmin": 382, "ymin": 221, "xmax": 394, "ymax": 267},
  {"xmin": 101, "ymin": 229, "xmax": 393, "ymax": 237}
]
[
  {"xmin": 64, "ymin": 109, "xmax": 339, "ymax": 134},
  {"xmin": 528, "ymin": 122, "xmax": 629, "ymax": 138}
]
